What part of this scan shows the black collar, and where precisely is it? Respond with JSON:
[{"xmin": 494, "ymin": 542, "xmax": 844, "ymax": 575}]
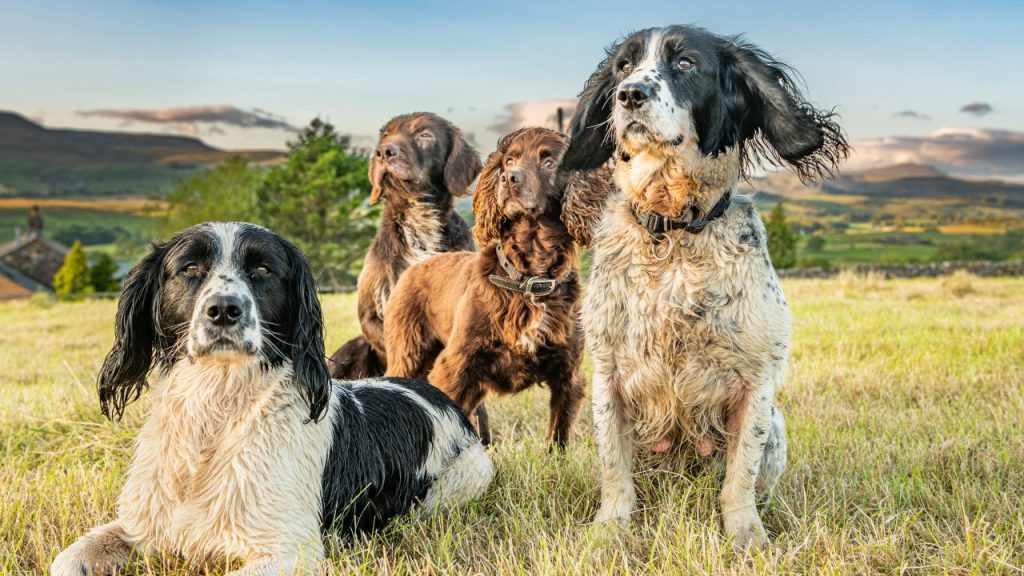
[
  {"xmin": 487, "ymin": 244, "xmax": 571, "ymax": 298},
  {"xmin": 631, "ymin": 192, "xmax": 732, "ymax": 237}
]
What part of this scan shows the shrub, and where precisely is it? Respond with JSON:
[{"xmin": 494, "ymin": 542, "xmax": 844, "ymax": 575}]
[
  {"xmin": 89, "ymin": 252, "xmax": 121, "ymax": 292},
  {"xmin": 797, "ymin": 256, "xmax": 832, "ymax": 270},
  {"xmin": 765, "ymin": 202, "xmax": 798, "ymax": 269},
  {"xmin": 53, "ymin": 240, "xmax": 93, "ymax": 298},
  {"xmin": 940, "ymin": 270, "xmax": 976, "ymax": 298}
]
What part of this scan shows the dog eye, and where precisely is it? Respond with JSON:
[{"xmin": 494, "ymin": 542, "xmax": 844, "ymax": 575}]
[
  {"xmin": 505, "ymin": 157, "xmax": 515, "ymax": 167},
  {"xmin": 418, "ymin": 130, "xmax": 434, "ymax": 140},
  {"xmin": 251, "ymin": 265, "xmax": 272, "ymax": 278},
  {"xmin": 182, "ymin": 263, "xmax": 202, "ymax": 278},
  {"xmin": 618, "ymin": 59, "xmax": 633, "ymax": 74},
  {"xmin": 677, "ymin": 57, "xmax": 695, "ymax": 71},
  {"xmin": 542, "ymin": 158, "xmax": 556, "ymax": 169}
]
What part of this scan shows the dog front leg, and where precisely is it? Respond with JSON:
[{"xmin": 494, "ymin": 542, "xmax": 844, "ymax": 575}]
[
  {"xmin": 430, "ymin": 349, "xmax": 488, "ymax": 439},
  {"xmin": 592, "ymin": 368, "xmax": 635, "ymax": 525},
  {"xmin": 721, "ymin": 382, "xmax": 775, "ymax": 550},
  {"xmin": 547, "ymin": 369, "xmax": 585, "ymax": 451},
  {"xmin": 50, "ymin": 521, "xmax": 135, "ymax": 576}
]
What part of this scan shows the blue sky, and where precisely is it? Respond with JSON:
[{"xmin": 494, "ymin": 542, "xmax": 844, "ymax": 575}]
[{"xmin": 2, "ymin": 0, "xmax": 1023, "ymax": 172}]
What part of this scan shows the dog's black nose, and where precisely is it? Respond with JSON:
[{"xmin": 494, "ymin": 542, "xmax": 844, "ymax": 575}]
[
  {"xmin": 381, "ymin": 143, "xmax": 400, "ymax": 159},
  {"xmin": 205, "ymin": 295, "xmax": 244, "ymax": 326},
  {"xmin": 617, "ymin": 83, "xmax": 651, "ymax": 109},
  {"xmin": 500, "ymin": 169, "xmax": 523, "ymax": 188}
]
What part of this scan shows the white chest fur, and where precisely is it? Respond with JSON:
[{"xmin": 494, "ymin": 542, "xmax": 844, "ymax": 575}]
[
  {"xmin": 115, "ymin": 361, "xmax": 331, "ymax": 563},
  {"xmin": 583, "ymin": 193, "xmax": 792, "ymax": 448}
]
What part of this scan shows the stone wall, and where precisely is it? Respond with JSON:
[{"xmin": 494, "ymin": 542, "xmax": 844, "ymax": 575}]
[{"xmin": 777, "ymin": 261, "xmax": 1024, "ymax": 279}]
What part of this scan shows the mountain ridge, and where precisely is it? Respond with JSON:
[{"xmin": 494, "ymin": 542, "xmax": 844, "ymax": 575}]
[{"xmin": 0, "ymin": 111, "xmax": 284, "ymax": 197}]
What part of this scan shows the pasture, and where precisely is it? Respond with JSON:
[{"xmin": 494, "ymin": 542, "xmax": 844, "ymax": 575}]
[{"xmin": 1, "ymin": 276, "xmax": 1022, "ymax": 575}]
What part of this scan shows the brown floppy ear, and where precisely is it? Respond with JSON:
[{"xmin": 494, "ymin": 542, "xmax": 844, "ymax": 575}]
[
  {"xmin": 471, "ymin": 147, "xmax": 504, "ymax": 246},
  {"xmin": 560, "ymin": 164, "xmax": 612, "ymax": 246},
  {"xmin": 444, "ymin": 126, "xmax": 482, "ymax": 196},
  {"xmin": 368, "ymin": 155, "xmax": 385, "ymax": 204}
]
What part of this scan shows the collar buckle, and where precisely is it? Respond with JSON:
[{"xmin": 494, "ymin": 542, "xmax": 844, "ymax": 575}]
[{"xmin": 524, "ymin": 277, "xmax": 556, "ymax": 297}]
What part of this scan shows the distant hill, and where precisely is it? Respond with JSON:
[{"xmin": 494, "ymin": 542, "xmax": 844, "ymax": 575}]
[
  {"xmin": 0, "ymin": 112, "xmax": 284, "ymax": 197},
  {"xmin": 747, "ymin": 162, "xmax": 1024, "ymax": 226}
]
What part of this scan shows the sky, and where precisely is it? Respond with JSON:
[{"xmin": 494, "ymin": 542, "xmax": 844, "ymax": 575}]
[{"xmin": 2, "ymin": 0, "xmax": 1023, "ymax": 177}]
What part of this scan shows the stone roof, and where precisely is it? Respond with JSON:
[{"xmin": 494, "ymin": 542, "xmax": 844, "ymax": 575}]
[{"xmin": 0, "ymin": 233, "xmax": 69, "ymax": 290}]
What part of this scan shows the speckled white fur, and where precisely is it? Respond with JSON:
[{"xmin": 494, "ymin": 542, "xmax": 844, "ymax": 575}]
[{"xmin": 587, "ymin": 159, "xmax": 792, "ymax": 549}]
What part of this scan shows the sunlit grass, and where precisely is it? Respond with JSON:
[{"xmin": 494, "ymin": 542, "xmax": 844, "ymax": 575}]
[{"xmin": 2, "ymin": 278, "xmax": 1022, "ymax": 574}]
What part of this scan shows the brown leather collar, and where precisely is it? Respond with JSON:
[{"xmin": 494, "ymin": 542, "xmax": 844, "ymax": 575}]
[{"xmin": 487, "ymin": 244, "xmax": 571, "ymax": 297}]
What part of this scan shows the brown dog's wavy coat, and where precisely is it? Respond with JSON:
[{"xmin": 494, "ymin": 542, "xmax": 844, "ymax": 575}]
[
  {"xmin": 384, "ymin": 128, "xmax": 611, "ymax": 448},
  {"xmin": 329, "ymin": 113, "xmax": 481, "ymax": 381}
]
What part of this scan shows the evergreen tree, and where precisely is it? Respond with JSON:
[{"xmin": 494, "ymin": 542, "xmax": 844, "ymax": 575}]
[
  {"xmin": 765, "ymin": 202, "xmax": 798, "ymax": 269},
  {"xmin": 89, "ymin": 252, "xmax": 121, "ymax": 292},
  {"xmin": 160, "ymin": 155, "xmax": 261, "ymax": 237},
  {"xmin": 256, "ymin": 118, "xmax": 378, "ymax": 288},
  {"xmin": 53, "ymin": 241, "xmax": 93, "ymax": 297}
]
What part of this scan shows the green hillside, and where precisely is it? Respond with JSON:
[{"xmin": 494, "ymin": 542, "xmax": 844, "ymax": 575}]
[{"xmin": 0, "ymin": 112, "xmax": 283, "ymax": 197}]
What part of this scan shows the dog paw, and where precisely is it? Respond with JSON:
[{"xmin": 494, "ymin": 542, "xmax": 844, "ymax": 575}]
[
  {"xmin": 594, "ymin": 502, "xmax": 632, "ymax": 527},
  {"xmin": 722, "ymin": 510, "xmax": 768, "ymax": 551},
  {"xmin": 50, "ymin": 552, "xmax": 90, "ymax": 576}
]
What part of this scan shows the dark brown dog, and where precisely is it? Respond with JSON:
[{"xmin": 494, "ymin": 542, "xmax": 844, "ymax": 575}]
[
  {"xmin": 383, "ymin": 127, "xmax": 611, "ymax": 448},
  {"xmin": 328, "ymin": 113, "xmax": 481, "ymax": 383}
]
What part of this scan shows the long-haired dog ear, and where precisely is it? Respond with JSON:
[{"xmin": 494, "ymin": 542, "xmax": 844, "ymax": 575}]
[
  {"xmin": 368, "ymin": 154, "xmax": 385, "ymax": 204},
  {"xmin": 444, "ymin": 124, "xmax": 483, "ymax": 196},
  {"xmin": 282, "ymin": 238, "xmax": 331, "ymax": 422},
  {"xmin": 720, "ymin": 38, "xmax": 850, "ymax": 183},
  {"xmin": 560, "ymin": 164, "xmax": 613, "ymax": 246},
  {"xmin": 98, "ymin": 243, "xmax": 165, "ymax": 421},
  {"xmin": 556, "ymin": 50, "xmax": 618, "ymax": 188},
  {"xmin": 471, "ymin": 146, "xmax": 504, "ymax": 247}
]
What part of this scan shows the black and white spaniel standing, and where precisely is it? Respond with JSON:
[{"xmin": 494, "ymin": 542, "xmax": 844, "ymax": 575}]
[
  {"xmin": 50, "ymin": 222, "xmax": 493, "ymax": 575},
  {"xmin": 558, "ymin": 26, "xmax": 848, "ymax": 549}
]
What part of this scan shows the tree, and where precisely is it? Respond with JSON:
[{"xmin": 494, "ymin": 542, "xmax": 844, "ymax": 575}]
[
  {"xmin": 53, "ymin": 241, "xmax": 93, "ymax": 297},
  {"xmin": 256, "ymin": 118, "xmax": 378, "ymax": 288},
  {"xmin": 805, "ymin": 235, "xmax": 826, "ymax": 252},
  {"xmin": 160, "ymin": 155, "xmax": 261, "ymax": 237},
  {"xmin": 90, "ymin": 252, "xmax": 121, "ymax": 292},
  {"xmin": 765, "ymin": 202, "xmax": 798, "ymax": 269}
]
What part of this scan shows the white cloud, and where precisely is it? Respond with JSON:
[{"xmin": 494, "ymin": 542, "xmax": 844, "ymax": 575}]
[{"xmin": 844, "ymin": 128, "xmax": 1024, "ymax": 181}]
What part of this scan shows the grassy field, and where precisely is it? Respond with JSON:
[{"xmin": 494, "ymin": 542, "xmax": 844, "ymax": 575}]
[{"xmin": 1, "ymin": 276, "xmax": 1023, "ymax": 574}]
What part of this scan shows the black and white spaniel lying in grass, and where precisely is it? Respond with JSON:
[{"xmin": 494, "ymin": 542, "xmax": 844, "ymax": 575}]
[{"xmin": 51, "ymin": 222, "xmax": 493, "ymax": 576}]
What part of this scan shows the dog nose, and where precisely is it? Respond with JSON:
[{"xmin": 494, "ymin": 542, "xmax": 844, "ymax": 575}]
[
  {"xmin": 380, "ymin": 143, "xmax": 400, "ymax": 159},
  {"xmin": 205, "ymin": 295, "xmax": 245, "ymax": 326},
  {"xmin": 500, "ymin": 169, "xmax": 523, "ymax": 188},
  {"xmin": 617, "ymin": 83, "xmax": 651, "ymax": 109}
]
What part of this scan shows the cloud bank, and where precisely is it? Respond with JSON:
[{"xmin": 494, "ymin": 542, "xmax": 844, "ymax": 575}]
[
  {"xmin": 844, "ymin": 128, "xmax": 1024, "ymax": 181},
  {"xmin": 489, "ymin": 99, "xmax": 577, "ymax": 135},
  {"xmin": 959, "ymin": 102, "xmax": 994, "ymax": 116},
  {"xmin": 893, "ymin": 110, "xmax": 930, "ymax": 120},
  {"xmin": 77, "ymin": 105, "xmax": 299, "ymax": 136}
]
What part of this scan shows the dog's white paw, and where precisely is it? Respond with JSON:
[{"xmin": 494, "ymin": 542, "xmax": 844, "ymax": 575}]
[
  {"xmin": 50, "ymin": 550, "xmax": 87, "ymax": 576},
  {"xmin": 594, "ymin": 499, "xmax": 633, "ymax": 527},
  {"xmin": 722, "ymin": 510, "xmax": 767, "ymax": 551}
]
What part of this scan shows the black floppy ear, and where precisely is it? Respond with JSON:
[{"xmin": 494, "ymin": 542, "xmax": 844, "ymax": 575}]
[
  {"xmin": 98, "ymin": 243, "xmax": 165, "ymax": 421},
  {"xmin": 719, "ymin": 38, "xmax": 849, "ymax": 182},
  {"xmin": 282, "ymin": 238, "xmax": 331, "ymax": 421},
  {"xmin": 443, "ymin": 124, "xmax": 483, "ymax": 196},
  {"xmin": 557, "ymin": 52, "xmax": 617, "ymax": 186}
]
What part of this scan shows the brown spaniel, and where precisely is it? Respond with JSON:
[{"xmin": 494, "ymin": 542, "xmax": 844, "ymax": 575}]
[
  {"xmin": 383, "ymin": 127, "xmax": 611, "ymax": 448},
  {"xmin": 328, "ymin": 113, "xmax": 481, "ymax": 382}
]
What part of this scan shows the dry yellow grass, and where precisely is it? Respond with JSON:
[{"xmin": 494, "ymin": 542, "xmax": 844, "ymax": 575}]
[
  {"xmin": 2, "ymin": 277, "xmax": 1022, "ymax": 574},
  {"xmin": 0, "ymin": 197, "xmax": 164, "ymax": 214}
]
